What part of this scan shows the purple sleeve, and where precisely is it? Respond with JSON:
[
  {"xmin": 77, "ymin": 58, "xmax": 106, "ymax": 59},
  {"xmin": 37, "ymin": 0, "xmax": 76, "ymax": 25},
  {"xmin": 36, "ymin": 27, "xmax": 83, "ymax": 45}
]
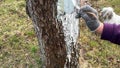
[{"xmin": 101, "ymin": 23, "xmax": 120, "ymax": 45}]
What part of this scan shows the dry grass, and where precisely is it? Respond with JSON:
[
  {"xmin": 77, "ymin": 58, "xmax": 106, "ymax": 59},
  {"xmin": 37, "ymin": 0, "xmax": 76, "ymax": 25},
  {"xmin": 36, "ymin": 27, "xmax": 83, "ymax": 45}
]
[{"xmin": 0, "ymin": 0, "xmax": 41, "ymax": 68}]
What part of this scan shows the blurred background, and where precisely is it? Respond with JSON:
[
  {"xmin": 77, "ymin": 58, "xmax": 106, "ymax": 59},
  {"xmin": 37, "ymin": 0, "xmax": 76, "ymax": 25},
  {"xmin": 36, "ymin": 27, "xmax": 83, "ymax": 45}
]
[{"xmin": 0, "ymin": 0, "xmax": 120, "ymax": 68}]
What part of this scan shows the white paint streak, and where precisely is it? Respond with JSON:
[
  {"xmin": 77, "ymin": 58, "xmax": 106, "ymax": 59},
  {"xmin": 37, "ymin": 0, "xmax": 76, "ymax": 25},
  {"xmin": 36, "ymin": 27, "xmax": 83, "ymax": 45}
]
[
  {"xmin": 57, "ymin": 0, "xmax": 80, "ymax": 67},
  {"xmin": 72, "ymin": 0, "xmax": 80, "ymax": 9},
  {"xmin": 67, "ymin": 54, "xmax": 71, "ymax": 62},
  {"xmin": 62, "ymin": 12, "xmax": 79, "ymax": 68}
]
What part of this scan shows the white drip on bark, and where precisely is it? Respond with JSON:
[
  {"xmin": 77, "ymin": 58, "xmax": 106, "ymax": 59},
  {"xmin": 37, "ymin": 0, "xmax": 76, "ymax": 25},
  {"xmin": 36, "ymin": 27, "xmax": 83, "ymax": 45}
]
[
  {"xmin": 57, "ymin": 0, "xmax": 80, "ymax": 67},
  {"xmin": 61, "ymin": 13, "xmax": 79, "ymax": 62}
]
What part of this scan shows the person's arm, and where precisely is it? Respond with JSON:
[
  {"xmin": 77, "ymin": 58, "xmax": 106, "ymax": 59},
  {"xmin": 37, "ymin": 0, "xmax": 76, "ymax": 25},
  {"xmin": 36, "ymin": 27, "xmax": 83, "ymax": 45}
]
[
  {"xmin": 95, "ymin": 22, "xmax": 120, "ymax": 45},
  {"xmin": 76, "ymin": 5, "xmax": 120, "ymax": 45},
  {"xmin": 95, "ymin": 22, "xmax": 104, "ymax": 34}
]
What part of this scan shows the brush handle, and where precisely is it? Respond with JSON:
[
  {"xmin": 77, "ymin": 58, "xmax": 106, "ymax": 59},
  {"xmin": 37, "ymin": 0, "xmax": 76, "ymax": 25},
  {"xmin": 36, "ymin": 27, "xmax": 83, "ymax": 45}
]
[{"xmin": 76, "ymin": 5, "xmax": 98, "ymax": 18}]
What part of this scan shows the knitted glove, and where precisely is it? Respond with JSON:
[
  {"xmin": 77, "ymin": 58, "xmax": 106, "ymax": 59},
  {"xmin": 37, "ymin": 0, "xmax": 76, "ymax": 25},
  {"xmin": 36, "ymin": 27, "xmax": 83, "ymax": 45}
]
[
  {"xmin": 76, "ymin": 5, "xmax": 98, "ymax": 18},
  {"xmin": 76, "ymin": 5, "xmax": 100, "ymax": 31}
]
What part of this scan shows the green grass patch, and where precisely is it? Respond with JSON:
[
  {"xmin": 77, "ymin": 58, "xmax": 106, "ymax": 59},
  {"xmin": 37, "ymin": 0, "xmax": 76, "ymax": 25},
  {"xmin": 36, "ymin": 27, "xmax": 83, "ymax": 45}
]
[{"xmin": 0, "ymin": 0, "xmax": 40, "ymax": 67}]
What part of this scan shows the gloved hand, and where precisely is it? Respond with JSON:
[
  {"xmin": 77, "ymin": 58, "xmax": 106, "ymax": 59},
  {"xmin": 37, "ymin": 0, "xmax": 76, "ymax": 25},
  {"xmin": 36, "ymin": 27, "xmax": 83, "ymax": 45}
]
[
  {"xmin": 76, "ymin": 5, "xmax": 98, "ymax": 18},
  {"xmin": 76, "ymin": 5, "xmax": 100, "ymax": 31}
]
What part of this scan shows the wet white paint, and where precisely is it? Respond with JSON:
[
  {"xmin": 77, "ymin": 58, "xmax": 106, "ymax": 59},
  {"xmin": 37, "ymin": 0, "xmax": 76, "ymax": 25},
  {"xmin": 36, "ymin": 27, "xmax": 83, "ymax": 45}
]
[
  {"xmin": 57, "ymin": 0, "xmax": 80, "ymax": 67},
  {"xmin": 72, "ymin": 0, "xmax": 80, "ymax": 9},
  {"xmin": 60, "ymin": 12, "xmax": 79, "ymax": 63}
]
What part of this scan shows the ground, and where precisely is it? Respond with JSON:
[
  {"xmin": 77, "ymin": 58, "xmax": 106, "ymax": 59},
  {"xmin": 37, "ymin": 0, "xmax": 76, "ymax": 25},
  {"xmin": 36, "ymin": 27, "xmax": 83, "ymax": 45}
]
[
  {"xmin": 0, "ymin": 0, "xmax": 120, "ymax": 68},
  {"xmin": 0, "ymin": 0, "xmax": 41, "ymax": 68}
]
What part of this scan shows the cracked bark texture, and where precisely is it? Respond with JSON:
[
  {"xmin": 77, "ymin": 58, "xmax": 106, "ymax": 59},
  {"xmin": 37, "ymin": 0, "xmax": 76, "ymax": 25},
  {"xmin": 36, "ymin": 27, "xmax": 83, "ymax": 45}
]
[{"xmin": 26, "ymin": 0, "xmax": 80, "ymax": 68}]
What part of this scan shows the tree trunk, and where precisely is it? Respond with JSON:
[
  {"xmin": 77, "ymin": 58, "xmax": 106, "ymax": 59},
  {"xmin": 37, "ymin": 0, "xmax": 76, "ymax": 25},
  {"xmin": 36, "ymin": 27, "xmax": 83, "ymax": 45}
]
[{"xmin": 26, "ymin": 0, "xmax": 80, "ymax": 68}]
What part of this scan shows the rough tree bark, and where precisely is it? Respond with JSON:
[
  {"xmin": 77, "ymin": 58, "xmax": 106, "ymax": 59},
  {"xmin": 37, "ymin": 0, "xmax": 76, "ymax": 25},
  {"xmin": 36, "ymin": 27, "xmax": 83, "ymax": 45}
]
[{"xmin": 26, "ymin": 0, "xmax": 80, "ymax": 68}]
